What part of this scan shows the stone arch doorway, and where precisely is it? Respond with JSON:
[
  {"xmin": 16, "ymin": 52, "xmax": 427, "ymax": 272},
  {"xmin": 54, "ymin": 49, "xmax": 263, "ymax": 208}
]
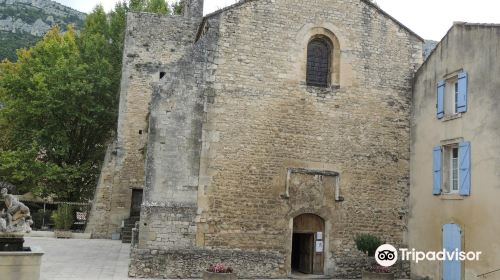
[{"xmin": 291, "ymin": 213, "xmax": 325, "ymax": 275}]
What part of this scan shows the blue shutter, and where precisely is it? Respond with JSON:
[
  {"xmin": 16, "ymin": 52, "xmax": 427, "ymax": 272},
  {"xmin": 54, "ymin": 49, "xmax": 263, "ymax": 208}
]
[
  {"xmin": 456, "ymin": 72, "xmax": 468, "ymax": 113},
  {"xmin": 459, "ymin": 142, "xmax": 471, "ymax": 196},
  {"xmin": 437, "ymin": 81, "xmax": 445, "ymax": 119},
  {"xmin": 433, "ymin": 146, "xmax": 442, "ymax": 195},
  {"xmin": 443, "ymin": 224, "xmax": 462, "ymax": 280}
]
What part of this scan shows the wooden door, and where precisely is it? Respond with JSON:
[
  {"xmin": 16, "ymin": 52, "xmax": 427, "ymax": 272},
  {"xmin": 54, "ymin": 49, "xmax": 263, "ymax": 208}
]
[
  {"xmin": 293, "ymin": 214, "xmax": 325, "ymax": 275},
  {"xmin": 313, "ymin": 232, "xmax": 325, "ymax": 274},
  {"xmin": 297, "ymin": 233, "xmax": 314, "ymax": 274}
]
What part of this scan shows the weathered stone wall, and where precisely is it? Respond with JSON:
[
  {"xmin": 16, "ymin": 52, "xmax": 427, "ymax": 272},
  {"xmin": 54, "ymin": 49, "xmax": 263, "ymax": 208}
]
[
  {"xmin": 131, "ymin": 0, "xmax": 423, "ymax": 278},
  {"xmin": 138, "ymin": 204, "xmax": 198, "ymax": 249},
  {"xmin": 86, "ymin": 12, "xmax": 201, "ymax": 238},
  {"xmin": 197, "ymin": 0, "xmax": 421, "ymax": 277},
  {"xmin": 129, "ymin": 248, "xmax": 411, "ymax": 279},
  {"xmin": 129, "ymin": 248, "xmax": 285, "ymax": 278},
  {"xmin": 184, "ymin": 0, "xmax": 204, "ymax": 18},
  {"xmin": 136, "ymin": 6, "xmax": 216, "ymax": 250}
]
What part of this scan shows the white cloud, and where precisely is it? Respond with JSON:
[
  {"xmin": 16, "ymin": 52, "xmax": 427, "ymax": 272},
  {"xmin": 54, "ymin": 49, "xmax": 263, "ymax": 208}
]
[{"xmin": 55, "ymin": 0, "xmax": 500, "ymax": 40}]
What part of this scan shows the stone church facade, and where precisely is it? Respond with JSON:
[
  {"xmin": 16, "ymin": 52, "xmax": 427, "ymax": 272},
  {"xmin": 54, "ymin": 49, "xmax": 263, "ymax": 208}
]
[{"xmin": 87, "ymin": 0, "xmax": 423, "ymax": 278}]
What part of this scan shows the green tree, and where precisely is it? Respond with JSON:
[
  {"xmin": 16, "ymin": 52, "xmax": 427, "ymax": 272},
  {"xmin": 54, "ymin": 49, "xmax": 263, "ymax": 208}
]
[
  {"xmin": 129, "ymin": 0, "xmax": 146, "ymax": 11},
  {"xmin": 146, "ymin": 0, "xmax": 170, "ymax": 14},
  {"xmin": 0, "ymin": 1, "xmax": 182, "ymax": 201},
  {"xmin": 128, "ymin": 0, "xmax": 181, "ymax": 14},
  {"xmin": 172, "ymin": 0, "xmax": 184, "ymax": 15},
  {"xmin": 0, "ymin": 26, "xmax": 116, "ymax": 201}
]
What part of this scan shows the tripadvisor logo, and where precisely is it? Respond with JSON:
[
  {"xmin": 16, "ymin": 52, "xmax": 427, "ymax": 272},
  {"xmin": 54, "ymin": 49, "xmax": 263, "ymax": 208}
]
[
  {"xmin": 374, "ymin": 244, "xmax": 482, "ymax": 267},
  {"xmin": 375, "ymin": 244, "xmax": 398, "ymax": 267}
]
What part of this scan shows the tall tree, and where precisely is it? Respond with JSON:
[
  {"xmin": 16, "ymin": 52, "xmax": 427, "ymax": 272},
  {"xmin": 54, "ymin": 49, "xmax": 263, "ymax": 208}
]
[
  {"xmin": 172, "ymin": 0, "xmax": 184, "ymax": 15},
  {"xmin": 129, "ymin": 0, "xmax": 146, "ymax": 11},
  {"xmin": 0, "ymin": 26, "xmax": 117, "ymax": 201},
  {"xmin": 146, "ymin": 0, "xmax": 170, "ymax": 14},
  {"xmin": 0, "ymin": 1, "xmax": 183, "ymax": 201}
]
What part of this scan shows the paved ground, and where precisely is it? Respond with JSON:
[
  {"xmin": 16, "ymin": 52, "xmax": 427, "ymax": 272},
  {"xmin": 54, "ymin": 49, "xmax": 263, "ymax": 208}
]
[
  {"xmin": 25, "ymin": 237, "xmax": 134, "ymax": 280},
  {"xmin": 24, "ymin": 237, "xmax": 386, "ymax": 280},
  {"xmin": 23, "ymin": 238, "xmax": 324, "ymax": 280}
]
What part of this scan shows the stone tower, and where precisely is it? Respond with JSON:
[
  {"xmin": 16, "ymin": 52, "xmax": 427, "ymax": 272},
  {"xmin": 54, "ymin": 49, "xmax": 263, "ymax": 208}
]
[
  {"xmin": 184, "ymin": 0, "xmax": 204, "ymax": 18},
  {"xmin": 85, "ymin": 2, "xmax": 205, "ymax": 239}
]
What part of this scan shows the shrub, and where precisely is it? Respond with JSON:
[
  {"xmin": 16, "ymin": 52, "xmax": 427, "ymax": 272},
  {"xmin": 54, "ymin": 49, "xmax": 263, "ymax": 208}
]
[
  {"xmin": 355, "ymin": 234, "xmax": 382, "ymax": 257},
  {"xmin": 51, "ymin": 204, "xmax": 74, "ymax": 230}
]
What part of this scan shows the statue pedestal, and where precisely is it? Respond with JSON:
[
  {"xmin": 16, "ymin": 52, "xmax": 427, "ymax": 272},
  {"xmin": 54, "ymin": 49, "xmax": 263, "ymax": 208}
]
[
  {"xmin": 0, "ymin": 234, "xmax": 24, "ymax": 251},
  {"xmin": 0, "ymin": 234, "xmax": 43, "ymax": 280}
]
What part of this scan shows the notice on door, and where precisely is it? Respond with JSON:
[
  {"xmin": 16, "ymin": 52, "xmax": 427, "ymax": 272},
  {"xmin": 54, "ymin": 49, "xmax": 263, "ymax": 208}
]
[
  {"xmin": 315, "ymin": 241, "xmax": 324, "ymax": 253},
  {"xmin": 316, "ymin": 232, "xmax": 323, "ymax": 240}
]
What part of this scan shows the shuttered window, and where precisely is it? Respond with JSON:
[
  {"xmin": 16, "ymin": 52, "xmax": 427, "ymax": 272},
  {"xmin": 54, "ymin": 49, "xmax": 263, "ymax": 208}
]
[
  {"xmin": 456, "ymin": 72, "xmax": 468, "ymax": 113},
  {"xmin": 458, "ymin": 141, "xmax": 471, "ymax": 196},
  {"xmin": 306, "ymin": 38, "xmax": 331, "ymax": 87},
  {"xmin": 433, "ymin": 142, "xmax": 471, "ymax": 196},
  {"xmin": 437, "ymin": 80, "xmax": 445, "ymax": 119},
  {"xmin": 436, "ymin": 71, "xmax": 468, "ymax": 118},
  {"xmin": 433, "ymin": 146, "xmax": 442, "ymax": 195}
]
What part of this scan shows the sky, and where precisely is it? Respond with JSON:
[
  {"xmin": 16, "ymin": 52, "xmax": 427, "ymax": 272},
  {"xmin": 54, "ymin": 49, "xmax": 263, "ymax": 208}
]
[{"xmin": 54, "ymin": 0, "xmax": 500, "ymax": 41}]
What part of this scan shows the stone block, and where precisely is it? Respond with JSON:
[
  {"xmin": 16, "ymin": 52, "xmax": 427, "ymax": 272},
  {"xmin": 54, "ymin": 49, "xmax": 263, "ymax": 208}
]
[{"xmin": 0, "ymin": 246, "xmax": 43, "ymax": 280}]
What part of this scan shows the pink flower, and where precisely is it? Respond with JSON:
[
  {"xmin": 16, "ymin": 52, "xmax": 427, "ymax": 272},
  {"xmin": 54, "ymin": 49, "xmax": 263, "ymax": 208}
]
[{"xmin": 208, "ymin": 263, "xmax": 233, "ymax": 273}]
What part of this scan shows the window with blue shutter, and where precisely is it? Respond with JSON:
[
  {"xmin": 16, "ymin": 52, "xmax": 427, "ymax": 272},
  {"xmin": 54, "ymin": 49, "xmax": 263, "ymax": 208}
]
[
  {"xmin": 456, "ymin": 72, "xmax": 468, "ymax": 113},
  {"xmin": 437, "ymin": 81, "xmax": 445, "ymax": 119},
  {"xmin": 459, "ymin": 141, "xmax": 471, "ymax": 196},
  {"xmin": 443, "ymin": 224, "xmax": 462, "ymax": 280},
  {"xmin": 433, "ymin": 146, "xmax": 442, "ymax": 195}
]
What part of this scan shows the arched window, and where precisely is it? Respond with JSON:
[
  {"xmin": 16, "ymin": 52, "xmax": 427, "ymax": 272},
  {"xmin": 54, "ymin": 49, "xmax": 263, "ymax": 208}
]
[{"xmin": 306, "ymin": 37, "xmax": 332, "ymax": 87}]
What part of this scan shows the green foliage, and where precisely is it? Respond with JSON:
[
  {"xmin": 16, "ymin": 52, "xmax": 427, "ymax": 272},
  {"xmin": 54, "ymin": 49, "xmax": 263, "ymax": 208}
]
[
  {"xmin": 172, "ymin": 0, "xmax": 184, "ymax": 15},
  {"xmin": 146, "ymin": 0, "xmax": 170, "ymax": 14},
  {"xmin": 128, "ymin": 0, "xmax": 183, "ymax": 14},
  {"xmin": 0, "ymin": 31, "xmax": 39, "ymax": 61},
  {"xmin": 0, "ymin": 25, "xmax": 117, "ymax": 201},
  {"xmin": 355, "ymin": 234, "xmax": 383, "ymax": 257},
  {"xmin": 0, "ymin": 1, "xmax": 182, "ymax": 202},
  {"xmin": 129, "ymin": 0, "xmax": 145, "ymax": 11},
  {"xmin": 51, "ymin": 204, "xmax": 74, "ymax": 230}
]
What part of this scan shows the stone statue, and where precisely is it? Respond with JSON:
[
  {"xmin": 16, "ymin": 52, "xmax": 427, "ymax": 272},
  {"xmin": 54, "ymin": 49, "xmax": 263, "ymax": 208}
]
[{"xmin": 0, "ymin": 187, "xmax": 33, "ymax": 233}]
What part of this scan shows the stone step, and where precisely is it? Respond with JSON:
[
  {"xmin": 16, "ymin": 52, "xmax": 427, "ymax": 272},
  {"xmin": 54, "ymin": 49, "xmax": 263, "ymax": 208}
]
[{"xmin": 121, "ymin": 216, "xmax": 140, "ymax": 244}]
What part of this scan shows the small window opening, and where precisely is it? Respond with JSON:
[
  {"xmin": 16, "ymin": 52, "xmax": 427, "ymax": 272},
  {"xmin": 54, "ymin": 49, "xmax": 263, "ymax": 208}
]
[
  {"xmin": 139, "ymin": 130, "xmax": 143, "ymax": 135},
  {"xmin": 306, "ymin": 37, "xmax": 332, "ymax": 87},
  {"xmin": 442, "ymin": 144, "xmax": 459, "ymax": 194},
  {"xmin": 444, "ymin": 77, "xmax": 458, "ymax": 116},
  {"xmin": 159, "ymin": 72, "xmax": 166, "ymax": 79}
]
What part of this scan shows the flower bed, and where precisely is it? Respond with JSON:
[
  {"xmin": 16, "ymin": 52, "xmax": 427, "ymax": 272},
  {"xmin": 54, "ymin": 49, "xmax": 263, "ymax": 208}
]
[{"xmin": 203, "ymin": 264, "xmax": 236, "ymax": 280}]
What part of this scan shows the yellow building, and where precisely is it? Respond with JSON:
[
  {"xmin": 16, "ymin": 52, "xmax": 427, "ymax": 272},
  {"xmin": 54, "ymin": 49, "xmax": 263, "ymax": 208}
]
[{"xmin": 409, "ymin": 23, "xmax": 500, "ymax": 280}]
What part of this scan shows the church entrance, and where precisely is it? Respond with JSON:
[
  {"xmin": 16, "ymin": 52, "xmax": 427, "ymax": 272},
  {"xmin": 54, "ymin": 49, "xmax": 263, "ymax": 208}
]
[{"xmin": 291, "ymin": 214, "xmax": 325, "ymax": 275}]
